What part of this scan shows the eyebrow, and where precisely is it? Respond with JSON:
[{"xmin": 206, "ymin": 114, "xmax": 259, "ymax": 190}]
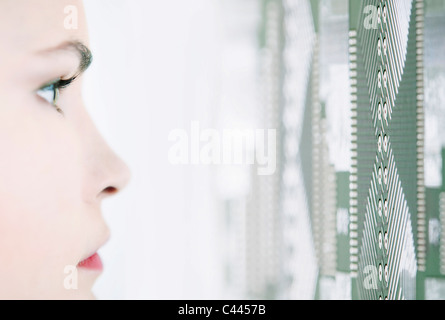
[{"xmin": 38, "ymin": 40, "xmax": 93, "ymax": 75}]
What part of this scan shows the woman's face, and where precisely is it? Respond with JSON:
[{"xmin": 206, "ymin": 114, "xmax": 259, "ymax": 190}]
[{"xmin": 0, "ymin": 0, "xmax": 130, "ymax": 299}]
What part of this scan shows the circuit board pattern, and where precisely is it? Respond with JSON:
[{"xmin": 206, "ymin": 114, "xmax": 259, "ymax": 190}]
[
  {"xmin": 349, "ymin": 0, "xmax": 424, "ymax": 299},
  {"xmin": 240, "ymin": 0, "xmax": 443, "ymax": 300}
]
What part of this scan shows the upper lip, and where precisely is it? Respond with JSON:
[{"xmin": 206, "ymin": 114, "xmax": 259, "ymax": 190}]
[{"xmin": 78, "ymin": 232, "xmax": 110, "ymax": 264}]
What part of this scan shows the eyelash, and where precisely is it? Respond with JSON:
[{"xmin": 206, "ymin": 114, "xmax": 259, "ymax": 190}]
[{"xmin": 36, "ymin": 76, "xmax": 77, "ymax": 114}]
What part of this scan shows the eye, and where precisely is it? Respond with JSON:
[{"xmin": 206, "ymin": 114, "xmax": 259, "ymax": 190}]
[
  {"xmin": 36, "ymin": 77, "xmax": 77, "ymax": 113},
  {"xmin": 36, "ymin": 82, "xmax": 60, "ymax": 107}
]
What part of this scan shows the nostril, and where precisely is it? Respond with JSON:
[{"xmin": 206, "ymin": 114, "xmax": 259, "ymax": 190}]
[{"xmin": 103, "ymin": 186, "xmax": 118, "ymax": 195}]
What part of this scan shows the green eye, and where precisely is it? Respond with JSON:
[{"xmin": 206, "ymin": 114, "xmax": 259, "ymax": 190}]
[
  {"xmin": 36, "ymin": 76, "xmax": 76, "ymax": 114},
  {"xmin": 36, "ymin": 82, "xmax": 60, "ymax": 106}
]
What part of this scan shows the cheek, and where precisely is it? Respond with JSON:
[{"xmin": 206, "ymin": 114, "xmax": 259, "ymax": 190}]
[{"xmin": 0, "ymin": 106, "xmax": 86, "ymax": 297}]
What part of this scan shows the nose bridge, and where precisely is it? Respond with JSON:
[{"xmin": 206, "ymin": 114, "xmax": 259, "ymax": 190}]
[{"xmin": 80, "ymin": 108, "xmax": 131, "ymax": 201}]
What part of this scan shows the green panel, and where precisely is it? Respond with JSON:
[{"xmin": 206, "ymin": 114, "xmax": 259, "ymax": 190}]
[
  {"xmin": 425, "ymin": 188, "xmax": 441, "ymax": 275},
  {"xmin": 349, "ymin": 0, "xmax": 362, "ymax": 30},
  {"xmin": 310, "ymin": 0, "xmax": 319, "ymax": 32}
]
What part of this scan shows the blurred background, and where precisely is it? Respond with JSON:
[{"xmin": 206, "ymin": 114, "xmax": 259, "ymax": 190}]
[
  {"xmin": 82, "ymin": 0, "xmax": 445, "ymax": 300},
  {"xmin": 84, "ymin": 0, "xmax": 263, "ymax": 299}
]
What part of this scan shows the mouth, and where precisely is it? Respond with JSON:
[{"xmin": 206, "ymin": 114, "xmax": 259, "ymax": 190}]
[
  {"xmin": 77, "ymin": 227, "xmax": 110, "ymax": 272},
  {"xmin": 77, "ymin": 252, "xmax": 103, "ymax": 271},
  {"xmin": 77, "ymin": 234, "xmax": 109, "ymax": 272}
]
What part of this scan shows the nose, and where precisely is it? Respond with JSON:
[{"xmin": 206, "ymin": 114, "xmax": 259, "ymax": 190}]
[
  {"xmin": 80, "ymin": 111, "xmax": 132, "ymax": 203},
  {"xmin": 95, "ymin": 146, "xmax": 131, "ymax": 201}
]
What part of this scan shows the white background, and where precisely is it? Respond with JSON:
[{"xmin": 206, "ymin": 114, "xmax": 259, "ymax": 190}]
[{"xmin": 83, "ymin": 0, "xmax": 259, "ymax": 299}]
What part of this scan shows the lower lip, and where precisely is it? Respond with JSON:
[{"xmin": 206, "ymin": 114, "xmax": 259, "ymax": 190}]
[{"xmin": 77, "ymin": 253, "xmax": 103, "ymax": 271}]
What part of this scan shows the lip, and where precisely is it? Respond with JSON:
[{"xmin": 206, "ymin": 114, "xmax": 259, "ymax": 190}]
[
  {"xmin": 77, "ymin": 228, "xmax": 110, "ymax": 272},
  {"xmin": 77, "ymin": 252, "xmax": 103, "ymax": 271}
]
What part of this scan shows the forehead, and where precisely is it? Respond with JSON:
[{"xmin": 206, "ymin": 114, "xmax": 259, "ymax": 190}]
[{"xmin": 0, "ymin": 0, "xmax": 88, "ymax": 59}]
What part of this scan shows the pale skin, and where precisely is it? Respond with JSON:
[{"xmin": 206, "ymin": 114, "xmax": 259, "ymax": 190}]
[{"xmin": 0, "ymin": 0, "xmax": 131, "ymax": 299}]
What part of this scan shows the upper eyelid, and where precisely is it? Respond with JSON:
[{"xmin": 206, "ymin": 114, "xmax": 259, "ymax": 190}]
[
  {"xmin": 38, "ymin": 76, "xmax": 78, "ymax": 91},
  {"xmin": 56, "ymin": 76, "xmax": 77, "ymax": 89}
]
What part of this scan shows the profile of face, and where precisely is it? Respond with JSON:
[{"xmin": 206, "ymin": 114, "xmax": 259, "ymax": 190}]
[{"xmin": 0, "ymin": 0, "xmax": 130, "ymax": 299}]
